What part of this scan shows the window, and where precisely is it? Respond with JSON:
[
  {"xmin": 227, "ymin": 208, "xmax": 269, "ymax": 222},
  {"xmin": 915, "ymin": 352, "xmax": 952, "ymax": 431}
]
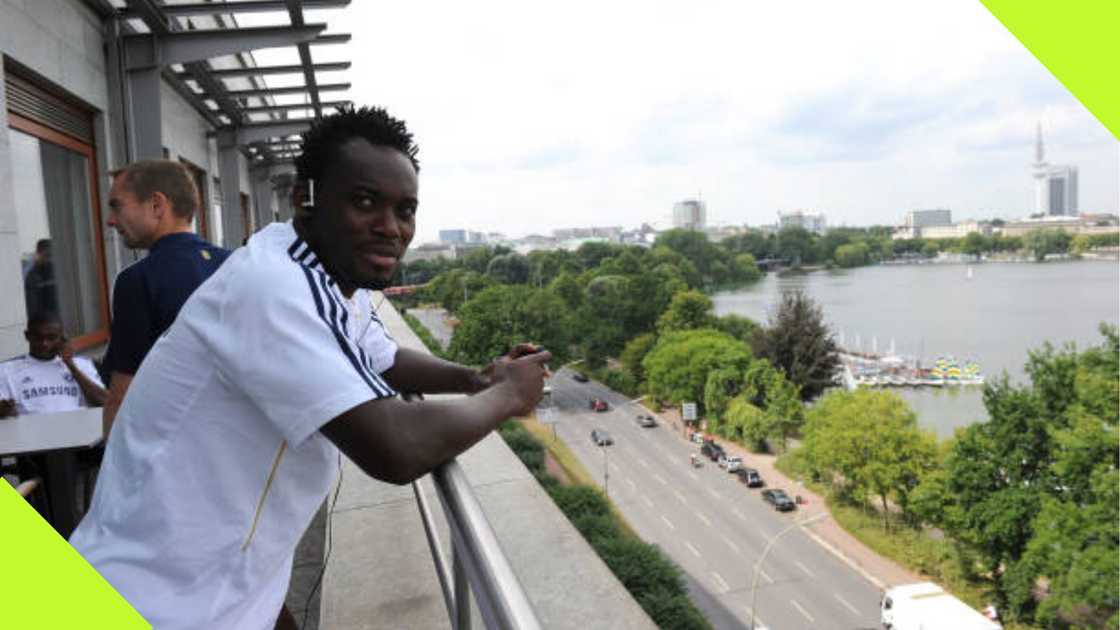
[{"xmin": 8, "ymin": 121, "xmax": 109, "ymax": 348}]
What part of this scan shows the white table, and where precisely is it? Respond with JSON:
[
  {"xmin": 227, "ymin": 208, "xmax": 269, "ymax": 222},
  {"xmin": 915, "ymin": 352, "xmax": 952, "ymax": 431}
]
[{"xmin": 0, "ymin": 408, "xmax": 103, "ymax": 536}]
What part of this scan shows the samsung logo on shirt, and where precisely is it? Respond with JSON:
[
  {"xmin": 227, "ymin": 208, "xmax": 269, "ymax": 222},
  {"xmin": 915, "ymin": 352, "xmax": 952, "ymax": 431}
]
[{"xmin": 21, "ymin": 385, "xmax": 79, "ymax": 400}]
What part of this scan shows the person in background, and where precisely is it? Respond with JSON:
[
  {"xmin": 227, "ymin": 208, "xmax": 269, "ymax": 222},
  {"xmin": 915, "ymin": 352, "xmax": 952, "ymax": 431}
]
[
  {"xmin": 0, "ymin": 311, "xmax": 107, "ymax": 418},
  {"xmin": 23, "ymin": 238, "xmax": 57, "ymax": 320},
  {"xmin": 100, "ymin": 160, "xmax": 230, "ymax": 435}
]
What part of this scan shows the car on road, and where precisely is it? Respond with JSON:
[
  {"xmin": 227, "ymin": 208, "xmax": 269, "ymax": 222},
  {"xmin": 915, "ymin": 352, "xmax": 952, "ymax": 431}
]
[
  {"xmin": 734, "ymin": 467, "xmax": 764, "ymax": 488},
  {"xmin": 718, "ymin": 454, "xmax": 742, "ymax": 472},
  {"xmin": 635, "ymin": 414, "xmax": 657, "ymax": 428},
  {"xmin": 761, "ymin": 489, "xmax": 796, "ymax": 511},
  {"xmin": 701, "ymin": 440, "xmax": 725, "ymax": 462},
  {"xmin": 590, "ymin": 429, "xmax": 613, "ymax": 446},
  {"xmin": 589, "ymin": 398, "xmax": 609, "ymax": 412},
  {"xmin": 572, "ymin": 372, "xmax": 590, "ymax": 383}
]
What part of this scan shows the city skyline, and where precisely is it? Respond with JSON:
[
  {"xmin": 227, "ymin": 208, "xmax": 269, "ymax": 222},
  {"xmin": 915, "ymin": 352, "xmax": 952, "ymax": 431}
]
[{"xmin": 244, "ymin": 1, "xmax": 1118, "ymax": 243}]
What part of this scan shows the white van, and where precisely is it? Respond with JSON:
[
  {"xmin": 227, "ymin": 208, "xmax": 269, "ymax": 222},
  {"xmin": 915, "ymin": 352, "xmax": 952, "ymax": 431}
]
[{"xmin": 881, "ymin": 583, "xmax": 1001, "ymax": 630}]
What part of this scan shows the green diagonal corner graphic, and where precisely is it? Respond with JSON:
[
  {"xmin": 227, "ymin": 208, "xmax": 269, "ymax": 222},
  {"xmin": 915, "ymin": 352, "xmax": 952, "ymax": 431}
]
[
  {"xmin": 982, "ymin": 0, "xmax": 1120, "ymax": 140},
  {"xmin": 0, "ymin": 483, "xmax": 149, "ymax": 628}
]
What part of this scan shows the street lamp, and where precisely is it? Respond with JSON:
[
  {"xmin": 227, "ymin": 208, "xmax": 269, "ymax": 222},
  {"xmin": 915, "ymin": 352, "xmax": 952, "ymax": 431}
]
[{"xmin": 749, "ymin": 512, "xmax": 828, "ymax": 629}]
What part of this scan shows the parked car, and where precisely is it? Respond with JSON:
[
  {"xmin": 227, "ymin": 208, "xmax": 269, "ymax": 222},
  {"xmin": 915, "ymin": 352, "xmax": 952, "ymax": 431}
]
[
  {"xmin": 718, "ymin": 455, "xmax": 742, "ymax": 472},
  {"xmin": 761, "ymin": 489, "xmax": 796, "ymax": 512},
  {"xmin": 589, "ymin": 398, "xmax": 609, "ymax": 412},
  {"xmin": 635, "ymin": 414, "xmax": 657, "ymax": 428},
  {"xmin": 572, "ymin": 372, "xmax": 590, "ymax": 383},
  {"xmin": 590, "ymin": 429, "xmax": 613, "ymax": 446},
  {"xmin": 734, "ymin": 467, "xmax": 764, "ymax": 488},
  {"xmin": 701, "ymin": 440, "xmax": 725, "ymax": 462}
]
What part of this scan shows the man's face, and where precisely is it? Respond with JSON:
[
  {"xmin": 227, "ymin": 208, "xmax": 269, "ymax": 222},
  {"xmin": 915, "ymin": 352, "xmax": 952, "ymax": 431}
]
[
  {"xmin": 25, "ymin": 322, "xmax": 63, "ymax": 360},
  {"xmin": 107, "ymin": 175, "xmax": 160, "ymax": 249},
  {"xmin": 313, "ymin": 139, "xmax": 418, "ymax": 292}
]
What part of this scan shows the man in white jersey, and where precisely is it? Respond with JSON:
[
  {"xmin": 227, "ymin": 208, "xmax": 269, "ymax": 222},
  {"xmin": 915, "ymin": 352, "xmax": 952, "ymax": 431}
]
[
  {"xmin": 0, "ymin": 312, "xmax": 107, "ymax": 418},
  {"xmin": 70, "ymin": 106, "xmax": 551, "ymax": 630}
]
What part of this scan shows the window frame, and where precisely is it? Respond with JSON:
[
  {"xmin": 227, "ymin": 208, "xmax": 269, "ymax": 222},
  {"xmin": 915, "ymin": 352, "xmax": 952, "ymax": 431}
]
[{"xmin": 7, "ymin": 112, "xmax": 110, "ymax": 351}]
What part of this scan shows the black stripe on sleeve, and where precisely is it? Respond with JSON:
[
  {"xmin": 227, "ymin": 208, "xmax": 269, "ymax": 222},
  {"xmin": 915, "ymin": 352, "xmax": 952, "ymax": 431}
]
[
  {"xmin": 300, "ymin": 267, "xmax": 395, "ymax": 399},
  {"xmin": 314, "ymin": 273, "xmax": 396, "ymax": 397}
]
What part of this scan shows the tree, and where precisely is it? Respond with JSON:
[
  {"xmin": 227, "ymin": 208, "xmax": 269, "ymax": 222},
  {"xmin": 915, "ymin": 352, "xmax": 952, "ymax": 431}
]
[
  {"xmin": 1069, "ymin": 233, "xmax": 1092, "ymax": 256},
  {"xmin": 547, "ymin": 271, "xmax": 584, "ymax": 310},
  {"xmin": 714, "ymin": 314, "xmax": 760, "ymax": 346},
  {"xmin": 1023, "ymin": 228, "xmax": 1072, "ymax": 262},
  {"xmin": 722, "ymin": 396, "xmax": 769, "ymax": 451},
  {"xmin": 703, "ymin": 367, "xmax": 742, "ymax": 424},
  {"xmin": 657, "ymin": 290, "xmax": 715, "ymax": 333},
  {"xmin": 753, "ymin": 291, "xmax": 839, "ymax": 401},
  {"xmin": 921, "ymin": 241, "xmax": 940, "ymax": 258},
  {"xmin": 834, "ymin": 242, "xmax": 870, "ymax": 268},
  {"xmin": 576, "ymin": 241, "xmax": 620, "ymax": 270},
  {"xmin": 620, "ymin": 333, "xmax": 658, "ymax": 384},
  {"xmin": 449, "ymin": 285, "xmax": 573, "ymax": 366},
  {"xmin": 486, "ymin": 252, "xmax": 531, "ymax": 284},
  {"xmin": 960, "ymin": 231, "xmax": 988, "ymax": 257},
  {"xmin": 776, "ymin": 226, "xmax": 817, "ymax": 266},
  {"xmin": 802, "ymin": 389, "xmax": 937, "ymax": 529},
  {"xmin": 731, "ymin": 253, "xmax": 763, "ymax": 283},
  {"xmin": 642, "ymin": 329, "xmax": 753, "ymax": 413}
]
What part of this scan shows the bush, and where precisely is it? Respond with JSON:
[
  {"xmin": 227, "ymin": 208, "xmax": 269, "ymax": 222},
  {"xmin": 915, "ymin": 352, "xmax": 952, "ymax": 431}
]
[{"xmin": 598, "ymin": 368, "xmax": 641, "ymax": 399}]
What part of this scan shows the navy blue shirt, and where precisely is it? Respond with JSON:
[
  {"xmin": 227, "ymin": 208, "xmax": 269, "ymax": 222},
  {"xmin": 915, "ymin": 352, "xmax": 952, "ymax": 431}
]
[{"xmin": 103, "ymin": 232, "xmax": 230, "ymax": 376}]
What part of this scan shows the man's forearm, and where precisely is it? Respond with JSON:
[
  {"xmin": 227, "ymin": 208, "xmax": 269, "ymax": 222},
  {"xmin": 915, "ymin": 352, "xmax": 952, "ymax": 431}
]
[{"xmin": 383, "ymin": 348, "xmax": 485, "ymax": 395}]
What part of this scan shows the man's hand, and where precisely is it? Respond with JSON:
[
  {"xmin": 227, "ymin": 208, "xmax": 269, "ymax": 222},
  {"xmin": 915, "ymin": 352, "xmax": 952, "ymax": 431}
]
[
  {"xmin": 475, "ymin": 343, "xmax": 549, "ymax": 394},
  {"xmin": 0, "ymin": 399, "xmax": 17, "ymax": 418},
  {"xmin": 489, "ymin": 348, "xmax": 552, "ymax": 417},
  {"xmin": 59, "ymin": 337, "xmax": 75, "ymax": 365}
]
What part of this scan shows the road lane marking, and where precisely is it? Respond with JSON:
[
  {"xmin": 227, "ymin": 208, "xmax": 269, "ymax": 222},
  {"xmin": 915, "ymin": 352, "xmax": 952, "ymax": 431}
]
[
  {"xmin": 707, "ymin": 488, "xmax": 721, "ymax": 499},
  {"xmin": 742, "ymin": 606, "xmax": 769, "ymax": 630},
  {"xmin": 712, "ymin": 571, "xmax": 730, "ymax": 593},
  {"xmin": 835, "ymin": 593, "xmax": 860, "ymax": 615},
  {"xmin": 661, "ymin": 515, "xmax": 675, "ymax": 530},
  {"xmin": 625, "ymin": 478, "xmax": 636, "ymax": 490},
  {"xmin": 609, "ymin": 462, "xmax": 621, "ymax": 473},
  {"xmin": 687, "ymin": 470, "xmax": 700, "ymax": 481},
  {"xmin": 672, "ymin": 490, "xmax": 688, "ymax": 505},
  {"xmin": 638, "ymin": 458, "xmax": 650, "ymax": 469},
  {"xmin": 790, "ymin": 599, "xmax": 815, "ymax": 623},
  {"xmin": 722, "ymin": 536, "xmax": 740, "ymax": 553},
  {"xmin": 794, "ymin": 560, "xmax": 814, "ymax": 577},
  {"xmin": 653, "ymin": 474, "xmax": 668, "ymax": 485},
  {"xmin": 642, "ymin": 495, "xmax": 654, "ymax": 508},
  {"xmin": 760, "ymin": 569, "xmax": 774, "ymax": 584},
  {"xmin": 696, "ymin": 512, "xmax": 711, "ymax": 527},
  {"xmin": 684, "ymin": 541, "xmax": 701, "ymax": 558},
  {"xmin": 732, "ymin": 508, "xmax": 747, "ymax": 521}
]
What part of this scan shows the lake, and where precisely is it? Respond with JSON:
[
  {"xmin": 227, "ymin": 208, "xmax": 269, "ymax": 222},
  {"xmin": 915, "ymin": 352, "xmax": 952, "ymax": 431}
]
[{"xmin": 712, "ymin": 260, "xmax": 1120, "ymax": 438}]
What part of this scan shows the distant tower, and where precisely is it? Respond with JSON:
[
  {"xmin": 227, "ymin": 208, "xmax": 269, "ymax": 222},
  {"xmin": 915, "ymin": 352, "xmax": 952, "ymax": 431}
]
[{"xmin": 1032, "ymin": 123, "xmax": 1049, "ymax": 214}]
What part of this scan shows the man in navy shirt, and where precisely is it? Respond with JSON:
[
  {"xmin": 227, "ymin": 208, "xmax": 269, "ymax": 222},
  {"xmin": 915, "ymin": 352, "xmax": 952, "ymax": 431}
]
[{"xmin": 101, "ymin": 160, "xmax": 229, "ymax": 434}]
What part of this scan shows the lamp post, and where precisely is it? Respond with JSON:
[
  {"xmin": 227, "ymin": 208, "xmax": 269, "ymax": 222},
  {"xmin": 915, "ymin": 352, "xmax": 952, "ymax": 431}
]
[
  {"xmin": 600, "ymin": 442, "xmax": 609, "ymax": 498},
  {"xmin": 749, "ymin": 512, "xmax": 828, "ymax": 629}
]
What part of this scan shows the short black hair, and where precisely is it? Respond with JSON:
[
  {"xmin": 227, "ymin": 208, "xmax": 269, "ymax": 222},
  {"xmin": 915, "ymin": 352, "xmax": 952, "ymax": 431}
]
[
  {"xmin": 295, "ymin": 105, "xmax": 419, "ymax": 186},
  {"xmin": 27, "ymin": 311, "xmax": 60, "ymax": 329}
]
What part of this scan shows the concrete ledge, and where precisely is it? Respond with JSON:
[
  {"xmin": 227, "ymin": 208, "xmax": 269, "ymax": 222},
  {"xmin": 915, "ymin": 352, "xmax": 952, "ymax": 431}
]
[{"xmin": 316, "ymin": 296, "xmax": 655, "ymax": 629}]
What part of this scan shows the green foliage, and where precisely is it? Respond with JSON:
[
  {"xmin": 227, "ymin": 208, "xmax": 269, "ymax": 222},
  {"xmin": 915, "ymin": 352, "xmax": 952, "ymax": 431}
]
[
  {"xmin": 547, "ymin": 271, "xmax": 585, "ymax": 310},
  {"xmin": 486, "ymin": 252, "xmax": 531, "ymax": 284},
  {"xmin": 620, "ymin": 333, "xmax": 658, "ymax": 383},
  {"xmin": 702, "ymin": 367, "xmax": 740, "ymax": 423},
  {"xmin": 599, "ymin": 368, "xmax": 640, "ymax": 399},
  {"xmin": 721, "ymin": 396, "xmax": 769, "ymax": 451},
  {"xmin": 834, "ymin": 242, "xmax": 870, "ymax": 268},
  {"xmin": 776, "ymin": 226, "xmax": 817, "ymax": 266},
  {"xmin": 714, "ymin": 313, "xmax": 760, "ymax": 346},
  {"xmin": 449, "ymin": 285, "xmax": 573, "ymax": 365},
  {"xmin": 576, "ymin": 241, "xmax": 621, "ymax": 270},
  {"xmin": 732, "ymin": 253, "xmax": 763, "ymax": 283},
  {"xmin": 802, "ymin": 389, "xmax": 937, "ymax": 528},
  {"xmin": 421, "ymin": 269, "xmax": 495, "ymax": 314},
  {"xmin": 1022, "ymin": 228, "xmax": 1072, "ymax": 262},
  {"xmin": 657, "ymin": 290, "xmax": 716, "ymax": 333},
  {"xmin": 753, "ymin": 290, "xmax": 839, "ymax": 401},
  {"xmin": 643, "ymin": 329, "xmax": 753, "ymax": 413}
]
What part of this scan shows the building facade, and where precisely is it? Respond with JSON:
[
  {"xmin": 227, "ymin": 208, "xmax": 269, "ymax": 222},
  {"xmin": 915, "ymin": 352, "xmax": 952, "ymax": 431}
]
[
  {"xmin": 672, "ymin": 199, "xmax": 706, "ymax": 231},
  {"xmin": 1032, "ymin": 123, "xmax": 1079, "ymax": 216},
  {"xmin": 778, "ymin": 210, "xmax": 826, "ymax": 235},
  {"xmin": 905, "ymin": 209, "xmax": 952, "ymax": 228},
  {"xmin": 0, "ymin": 0, "xmax": 350, "ymax": 358}
]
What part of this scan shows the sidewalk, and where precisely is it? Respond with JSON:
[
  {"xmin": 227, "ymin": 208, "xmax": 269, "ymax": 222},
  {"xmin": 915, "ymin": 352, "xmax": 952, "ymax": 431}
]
[{"xmin": 654, "ymin": 407, "xmax": 923, "ymax": 590}]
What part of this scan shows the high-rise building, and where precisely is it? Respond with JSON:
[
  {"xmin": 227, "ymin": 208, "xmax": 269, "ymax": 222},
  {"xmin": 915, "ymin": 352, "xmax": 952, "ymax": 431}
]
[
  {"xmin": 1032, "ymin": 124, "xmax": 1079, "ymax": 216},
  {"xmin": 439, "ymin": 229, "xmax": 467, "ymax": 243},
  {"xmin": 672, "ymin": 200, "xmax": 706, "ymax": 231},
  {"xmin": 905, "ymin": 209, "xmax": 952, "ymax": 228},
  {"xmin": 778, "ymin": 210, "xmax": 826, "ymax": 235}
]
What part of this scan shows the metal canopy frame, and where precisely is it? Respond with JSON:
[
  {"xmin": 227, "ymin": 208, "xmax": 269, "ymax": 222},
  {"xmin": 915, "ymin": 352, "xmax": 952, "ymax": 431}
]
[{"xmin": 83, "ymin": 0, "xmax": 353, "ymax": 247}]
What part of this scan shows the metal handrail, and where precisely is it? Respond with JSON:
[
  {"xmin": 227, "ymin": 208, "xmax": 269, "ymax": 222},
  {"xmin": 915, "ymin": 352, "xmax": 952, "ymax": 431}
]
[{"xmin": 412, "ymin": 458, "xmax": 542, "ymax": 630}]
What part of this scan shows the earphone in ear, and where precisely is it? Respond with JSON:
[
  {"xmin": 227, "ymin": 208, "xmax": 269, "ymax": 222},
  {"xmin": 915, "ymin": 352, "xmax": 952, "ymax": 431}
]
[{"xmin": 301, "ymin": 179, "xmax": 316, "ymax": 209}]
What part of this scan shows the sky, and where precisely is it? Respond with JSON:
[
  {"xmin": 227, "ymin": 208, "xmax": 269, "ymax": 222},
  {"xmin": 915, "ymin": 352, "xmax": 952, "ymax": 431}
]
[{"xmin": 243, "ymin": 0, "xmax": 1118, "ymax": 244}]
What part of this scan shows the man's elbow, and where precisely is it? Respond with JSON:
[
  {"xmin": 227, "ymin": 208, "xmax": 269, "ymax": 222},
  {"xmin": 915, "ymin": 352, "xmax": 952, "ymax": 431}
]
[{"xmin": 350, "ymin": 450, "xmax": 433, "ymax": 486}]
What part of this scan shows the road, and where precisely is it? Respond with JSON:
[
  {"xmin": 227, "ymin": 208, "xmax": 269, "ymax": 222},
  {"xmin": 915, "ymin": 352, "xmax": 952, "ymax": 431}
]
[
  {"xmin": 407, "ymin": 307, "xmax": 454, "ymax": 347},
  {"xmin": 541, "ymin": 369, "xmax": 882, "ymax": 630}
]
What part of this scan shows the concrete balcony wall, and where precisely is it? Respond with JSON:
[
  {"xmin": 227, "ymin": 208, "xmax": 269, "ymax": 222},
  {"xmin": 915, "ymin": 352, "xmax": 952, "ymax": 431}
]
[{"xmin": 311, "ymin": 296, "xmax": 655, "ymax": 629}]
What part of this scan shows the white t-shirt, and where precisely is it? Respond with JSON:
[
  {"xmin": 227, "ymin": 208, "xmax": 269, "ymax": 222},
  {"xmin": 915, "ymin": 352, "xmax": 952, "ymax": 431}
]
[
  {"xmin": 0, "ymin": 354, "xmax": 104, "ymax": 415},
  {"xmin": 70, "ymin": 222, "xmax": 399, "ymax": 629}
]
